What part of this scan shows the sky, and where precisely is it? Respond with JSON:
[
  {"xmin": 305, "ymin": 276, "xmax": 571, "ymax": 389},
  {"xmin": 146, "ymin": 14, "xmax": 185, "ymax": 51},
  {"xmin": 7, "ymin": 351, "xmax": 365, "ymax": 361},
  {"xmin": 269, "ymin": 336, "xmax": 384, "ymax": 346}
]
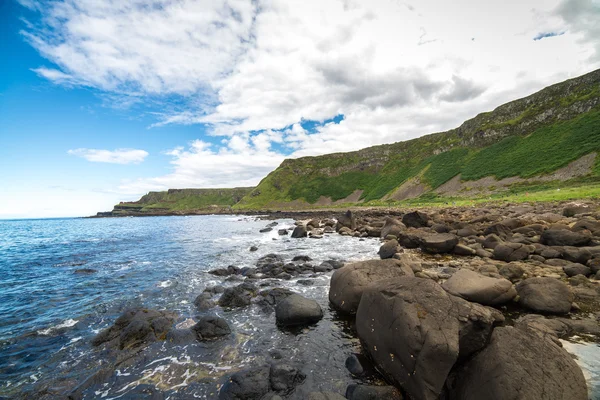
[{"xmin": 1, "ymin": 0, "xmax": 599, "ymax": 218}]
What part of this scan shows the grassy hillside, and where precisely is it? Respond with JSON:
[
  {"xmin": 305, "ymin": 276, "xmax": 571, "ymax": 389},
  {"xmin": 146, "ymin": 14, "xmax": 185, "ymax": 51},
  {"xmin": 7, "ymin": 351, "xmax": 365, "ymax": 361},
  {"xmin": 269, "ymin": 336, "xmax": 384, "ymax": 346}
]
[
  {"xmin": 103, "ymin": 188, "xmax": 254, "ymax": 216},
  {"xmin": 235, "ymin": 69, "xmax": 600, "ymax": 209}
]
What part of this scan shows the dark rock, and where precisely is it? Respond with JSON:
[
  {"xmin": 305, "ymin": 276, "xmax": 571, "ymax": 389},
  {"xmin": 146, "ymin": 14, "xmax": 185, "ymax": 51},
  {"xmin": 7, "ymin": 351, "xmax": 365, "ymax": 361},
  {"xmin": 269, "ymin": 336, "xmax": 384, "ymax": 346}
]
[
  {"xmin": 483, "ymin": 223, "xmax": 513, "ymax": 240},
  {"xmin": 277, "ymin": 229, "xmax": 289, "ymax": 235},
  {"xmin": 275, "ymin": 294, "xmax": 323, "ymax": 327},
  {"xmin": 250, "ymin": 246, "xmax": 258, "ymax": 252},
  {"xmin": 329, "ymin": 259, "xmax": 414, "ymax": 314},
  {"xmin": 562, "ymin": 246, "xmax": 593, "ymax": 264},
  {"xmin": 74, "ymin": 268, "xmax": 97, "ymax": 274},
  {"xmin": 378, "ymin": 239, "xmax": 400, "ymax": 259},
  {"xmin": 257, "ymin": 287, "xmax": 295, "ymax": 311},
  {"xmin": 457, "ymin": 226, "xmax": 478, "ymax": 237},
  {"xmin": 397, "ymin": 229, "xmax": 425, "ymax": 248},
  {"xmin": 257, "ymin": 254, "xmax": 284, "ymax": 269},
  {"xmin": 516, "ymin": 277, "xmax": 573, "ymax": 314},
  {"xmin": 588, "ymin": 258, "xmax": 600, "ymax": 274},
  {"xmin": 431, "ymin": 223, "xmax": 451, "ymax": 233},
  {"xmin": 419, "ymin": 233, "xmax": 459, "ymax": 254},
  {"xmin": 498, "ymin": 264, "xmax": 524, "ymax": 282},
  {"xmin": 448, "ymin": 326, "xmax": 587, "ymax": 400},
  {"xmin": 314, "ymin": 262, "xmax": 334, "ymax": 273},
  {"xmin": 345, "ymin": 385, "xmax": 403, "ymax": 400},
  {"xmin": 307, "ymin": 392, "xmax": 346, "ymax": 400},
  {"xmin": 291, "ymin": 225, "xmax": 308, "ymax": 238},
  {"xmin": 540, "ymin": 229, "xmax": 592, "ymax": 247},
  {"xmin": 269, "ymin": 364, "xmax": 305, "ymax": 392},
  {"xmin": 564, "ymin": 263, "xmax": 592, "ymax": 277},
  {"xmin": 563, "ymin": 203, "xmax": 591, "ymax": 217},
  {"xmin": 572, "ymin": 218, "xmax": 600, "ymax": 234},
  {"xmin": 345, "ymin": 354, "xmax": 364, "ymax": 375},
  {"xmin": 194, "ymin": 297, "xmax": 215, "ymax": 311},
  {"xmin": 453, "ymin": 243, "xmax": 476, "ymax": 256},
  {"xmin": 355, "ymin": 277, "xmax": 501, "ymax": 400},
  {"xmin": 381, "ymin": 217, "xmax": 406, "ymax": 238},
  {"xmin": 402, "ymin": 211, "xmax": 429, "ymax": 228},
  {"xmin": 337, "ymin": 210, "xmax": 357, "ymax": 231},
  {"xmin": 442, "ymin": 269, "xmax": 516, "ymax": 306},
  {"xmin": 91, "ymin": 308, "xmax": 176, "ymax": 351},
  {"xmin": 192, "ymin": 316, "xmax": 231, "ymax": 341},
  {"xmin": 219, "ymin": 282, "xmax": 258, "ymax": 308},
  {"xmin": 260, "ymin": 227, "xmax": 273, "ymax": 233},
  {"xmin": 493, "ymin": 243, "xmax": 533, "ymax": 262},
  {"xmin": 219, "ymin": 365, "xmax": 271, "ymax": 400},
  {"xmin": 292, "ymin": 255, "xmax": 312, "ymax": 262},
  {"xmin": 540, "ymin": 247, "xmax": 562, "ymax": 259},
  {"xmin": 481, "ymin": 233, "xmax": 503, "ymax": 249}
]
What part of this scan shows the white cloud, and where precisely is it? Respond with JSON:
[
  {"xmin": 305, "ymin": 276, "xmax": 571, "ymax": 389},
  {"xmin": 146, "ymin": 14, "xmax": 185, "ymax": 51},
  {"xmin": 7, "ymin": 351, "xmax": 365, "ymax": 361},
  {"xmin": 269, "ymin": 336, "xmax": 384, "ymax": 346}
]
[
  {"xmin": 68, "ymin": 148, "xmax": 149, "ymax": 164},
  {"xmin": 19, "ymin": 0, "xmax": 600, "ymax": 198}
]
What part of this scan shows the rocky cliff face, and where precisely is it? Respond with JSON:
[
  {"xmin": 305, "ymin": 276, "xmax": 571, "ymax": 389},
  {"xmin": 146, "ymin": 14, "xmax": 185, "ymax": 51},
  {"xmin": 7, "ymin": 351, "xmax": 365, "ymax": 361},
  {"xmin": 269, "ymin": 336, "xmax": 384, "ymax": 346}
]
[{"xmin": 235, "ymin": 69, "xmax": 600, "ymax": 209}]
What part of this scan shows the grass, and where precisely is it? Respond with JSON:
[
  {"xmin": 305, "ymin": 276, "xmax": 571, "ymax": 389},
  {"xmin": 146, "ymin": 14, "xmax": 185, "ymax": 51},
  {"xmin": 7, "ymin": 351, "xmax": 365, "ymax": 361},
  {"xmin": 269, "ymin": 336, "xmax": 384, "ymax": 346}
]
[{"xmin": 116, "ymin": 188, "xmax": 253, "ymax": 212}]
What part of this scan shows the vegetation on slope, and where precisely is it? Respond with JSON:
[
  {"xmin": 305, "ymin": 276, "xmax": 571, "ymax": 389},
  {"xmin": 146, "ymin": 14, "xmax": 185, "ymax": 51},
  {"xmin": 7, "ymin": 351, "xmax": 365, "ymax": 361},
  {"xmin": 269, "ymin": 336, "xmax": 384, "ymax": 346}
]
[{"xmin": 235, "ymin": 69, "xmax": 600, "ymax": 209}]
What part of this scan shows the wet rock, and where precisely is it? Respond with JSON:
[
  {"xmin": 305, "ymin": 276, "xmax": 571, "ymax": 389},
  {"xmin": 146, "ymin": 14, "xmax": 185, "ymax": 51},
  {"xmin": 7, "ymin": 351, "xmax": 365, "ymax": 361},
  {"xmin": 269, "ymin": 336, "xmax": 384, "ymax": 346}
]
[
  {"xmin": 194, "ymin": 296, "xmax": 215, "ymax": 311},
  {"xmin": 219, "ymin": 282, "xmax": 259, "ymax": 308},
  {"xmin": 250, "ymin": 246, "xmax": 258, "ymax": 252},
  {"xmin": 345, "ymin": 354, "xmax": 364, "ymax": 375},
  {"xmin": 540, "ymin": 246, "xmax": 562, "ymax": 259},
  {"xmin": 219, "ymin": 365, "xmax": 271, "ymax": 400},
  {"xmin": 540, "ymin": 229, "xmax": 592, "ymax": 247},
  {"xmin": 257, "ymin": 287, "xmax": 295, "ymax": 312},
  {"xmin": 516, "ymin": 277, "xmax": 573, "ymax": 314},
  {"xmin": 493, "ymin": 243, "xmax": 533, "ymax": 262},
  {"xmin": 291, "ymin": 225, "xmax": 308, "ymax": 238},
  {"xmin": 307, "ymin": 392, "xmax": 346, "ymax": 400},
  {"xmin": 345, "ymin": 384, "xmax": 403, "ymax": 400},
  {"xmin": 260, "ymin": 227, "xmax": 273, "ymax": 233},
  {"xmin": 74, "ymin": 268, "xmax": 97, "ymax": 274},
  {"xmin": 192, "ymin": 316, "xmax": 231, "ymax": 341},
  {"xmin": 402, "ymin": 211, "xmax": 429, "ymax": 228},
  {"xmin": 292, "ymin": 255, "xmax": 312, "ymax": 262},
  {"xmin": 355, "ymin": 277, "xmax": 501, "ymax": 400},
  {"xmin": 448, "ymin": 326, "xmax": 587, "ymax": 400},
  {"xmin": 269, "ymin": 363, "xmax": 305, "ymax": 392},
  {"xmin": 277, "ymin": 229, "xmax": 289, "ymax": 235},
  {"xmin": 442, "ymin": 269, "xmax": 516, "ymax": 306},
  {"xmin": 91, "ymin": 308, "xmax": 176, "ymax": 351},
  {"xmin": 419, "ymin": 233, "xmax": 459, "ymax": 254},
  {"xmin": 329, "ymin": 259, "xmax": 414, "ymax": 314},
  {"xmin": 314, "ymin": 262, "xmax": 334, "ymax": 273},
  {"xmin": 275, "ymin": 294, "xmax": 323, "ymax": 327},
  {"xmin": 564, "ymin": 263, "xmax": 591, "ymax": 277},
  {"xmin": 378, "ymin": 239, "xmax": 400, "ymax": 259}
]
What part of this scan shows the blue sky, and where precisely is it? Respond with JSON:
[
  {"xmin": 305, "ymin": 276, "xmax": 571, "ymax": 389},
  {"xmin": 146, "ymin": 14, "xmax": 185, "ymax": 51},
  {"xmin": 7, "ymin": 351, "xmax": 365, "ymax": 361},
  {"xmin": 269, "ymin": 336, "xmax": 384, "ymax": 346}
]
[{"xmin": 1, "ymin": 0, "xmax": 599, "ymax": 218}]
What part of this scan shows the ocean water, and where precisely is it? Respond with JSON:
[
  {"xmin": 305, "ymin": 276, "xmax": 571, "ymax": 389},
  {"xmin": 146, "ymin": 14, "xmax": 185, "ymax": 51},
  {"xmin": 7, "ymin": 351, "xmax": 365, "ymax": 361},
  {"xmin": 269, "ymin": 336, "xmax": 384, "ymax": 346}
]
[
  {"xmin": 1, "ymin": 215, "xmax": 599, "ymax": 399},
  {"xmin": 0, "ymin": 215, "xmax": 382, "ymax": 398}
]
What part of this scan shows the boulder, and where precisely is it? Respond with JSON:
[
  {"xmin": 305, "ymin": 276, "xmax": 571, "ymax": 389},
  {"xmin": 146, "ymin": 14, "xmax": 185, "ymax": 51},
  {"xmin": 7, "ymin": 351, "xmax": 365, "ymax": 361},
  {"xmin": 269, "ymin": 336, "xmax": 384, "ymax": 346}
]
[
  {"xmin": 355, "ymin": 277, "xmax": 501, "ymax": 400},
  {"xmin": 419, "ymin": 233, "xmax": 459, "ymax": 254},
  {"xmin": 540, "ymin": 229, "xmax": 591, "ymax": 247},
  {"xmin": 329, "ymin": 259, "xmax": 414, "ymax": 314},
  {"xmin": 381, "ymin": 218, "xmax": 406, "ymax": 238},
  {"xmin": 191, "ymin": 316, "xmax": 231, "ymax": 341},
  {"xmin": 275, "ymin": 294, "xmax": 323, "ymax": 327},
  {"xmin": 269, "ymin": 363, "xmax": 305, "ymax": 392},
  {"xmin": 498, "ymin": 264, "xmax": 524, "ymax": 282},
  {"xmin": 291, "ymin": 225, "xmax": 308, "ymax": 238},
  {"xmin": 563, "ymin": 203, "xmax": 591, "ymax": 217},
  {"xmin": 378, "ymin": 239, "xmax": 400, "ymax": 259},
  {"xmin": 562, "ymin": 246, "xmax": 593, "ymax": 264},
  {"xmin": 219, "ymin": 365, "xmax": 270, "ymax": 399},
  {"xmin": 448, "ymin": 326, "xmax": 587, "ymax": 400},
  {"xmin": 345, "ymin": 384, "xmax": 403, "ymax": 400},
  {"xmin": 572, "ymin": 218, "xmax": 600, "ymax": 234},
  {"xmin": 219, "ymin": 282, "xmax": 258, "ymax": 308},
  {"xmin": 91, "ymin": 308, "xmax": 176, "ymax": 351},
  {"xmin": 337, "ymin": 210, "xmax": 357, "ymax": 231},
  {"xmin": 344, "ymin": 354, "xmax": 364, "ymax": 375},
  {"xmin": 563, "ymin": 263, "xmax": 591, "ymax": 277},
  {"xmin": 516, "ymin": 277, "xmax": 573, "ymax": 314},
  {"xmin": 483, "ymin": 223, "xmax": 513, "ymax": 240},
  {"xmin": 481, "ymin": 233, "xmax": 503, "ymax": 249},
  {"xmin": 278, "ymin": 229, "xmax": 289, "ymax": 235},
  {"xmin": 402, "ymin": 211, "xmax": 429, "ymax": 228},
  {"xmin": 307, "ymin": 393, "xmax": 345, "ymax": 400},
  {"xmin": 442, "ymin": 269, "xmax": 516, "ymax": 306},
  {"xmin": 453, "ymin": 243, "xmax": 477, "ymax": 256},
  {"xmin": 493, "ymin": 243, "xmax": 533, "ymax": 262}
]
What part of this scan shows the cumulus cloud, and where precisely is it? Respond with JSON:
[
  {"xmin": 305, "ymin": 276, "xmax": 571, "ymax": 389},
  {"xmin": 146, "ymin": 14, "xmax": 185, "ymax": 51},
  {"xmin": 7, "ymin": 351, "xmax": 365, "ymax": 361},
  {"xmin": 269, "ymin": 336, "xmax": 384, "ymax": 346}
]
[
  {"xmin": 68, "ymin": 148, "xmax": 149, "ymax": 164},
  {"xmin": 19, "ymin": 0, "xmax": 600, "ymax": 194}
]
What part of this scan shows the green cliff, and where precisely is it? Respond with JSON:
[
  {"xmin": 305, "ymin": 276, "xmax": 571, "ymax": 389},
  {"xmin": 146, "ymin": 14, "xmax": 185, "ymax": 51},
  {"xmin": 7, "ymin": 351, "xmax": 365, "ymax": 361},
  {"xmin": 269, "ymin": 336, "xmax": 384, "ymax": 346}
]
[{"xmin": 235, "ymin": 69, "xmax": 600, "ymax": 209}]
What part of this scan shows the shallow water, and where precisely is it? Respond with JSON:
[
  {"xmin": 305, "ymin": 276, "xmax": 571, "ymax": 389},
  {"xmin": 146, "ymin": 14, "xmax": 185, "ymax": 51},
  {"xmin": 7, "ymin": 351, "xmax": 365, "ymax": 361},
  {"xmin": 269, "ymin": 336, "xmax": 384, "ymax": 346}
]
[{"xmin": 0, "ymin": 215, "xmax": 382, "ymax": 398}]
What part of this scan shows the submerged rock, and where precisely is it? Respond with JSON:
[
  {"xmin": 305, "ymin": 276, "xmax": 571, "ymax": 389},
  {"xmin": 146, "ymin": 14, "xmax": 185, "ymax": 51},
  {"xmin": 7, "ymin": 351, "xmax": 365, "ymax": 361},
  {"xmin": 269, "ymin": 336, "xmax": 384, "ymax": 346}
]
[
  {"xmin": 191, "ymin": 316, "xmax": 231, "ymax": 341},
  {"xmin": 219, "ymin": 365, "xmax": 271, "ymax": 400},
  {"xmin": 219, "ymin": 282, "xmax": 259, "ymax": 308}
]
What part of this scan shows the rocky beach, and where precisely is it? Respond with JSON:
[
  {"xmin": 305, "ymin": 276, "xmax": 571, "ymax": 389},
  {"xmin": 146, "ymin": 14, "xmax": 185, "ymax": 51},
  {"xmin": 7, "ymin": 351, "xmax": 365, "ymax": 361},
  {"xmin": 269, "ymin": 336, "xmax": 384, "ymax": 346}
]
[{"xmin": 5, "ymin": 200, "xmax": 599, "ymax": 399}]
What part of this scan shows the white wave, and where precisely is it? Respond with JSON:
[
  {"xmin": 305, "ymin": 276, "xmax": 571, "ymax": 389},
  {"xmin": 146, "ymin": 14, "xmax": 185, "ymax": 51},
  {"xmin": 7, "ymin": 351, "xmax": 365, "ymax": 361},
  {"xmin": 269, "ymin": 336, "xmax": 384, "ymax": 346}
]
[
  {"xmin": 37, "ymin": 319, "xmax": 78, "ymax": 335},
  {"xmin": 157, "ymin": 280, "xmax": 172, "ymax": 288}
]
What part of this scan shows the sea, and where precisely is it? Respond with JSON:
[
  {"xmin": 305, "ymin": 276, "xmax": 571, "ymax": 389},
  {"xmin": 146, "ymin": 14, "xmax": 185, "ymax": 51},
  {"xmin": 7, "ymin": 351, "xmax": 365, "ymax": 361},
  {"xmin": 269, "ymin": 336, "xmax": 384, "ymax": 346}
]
[{"xmin": 0, "ymin": 215, "xmax": 599, "ymax": 399}]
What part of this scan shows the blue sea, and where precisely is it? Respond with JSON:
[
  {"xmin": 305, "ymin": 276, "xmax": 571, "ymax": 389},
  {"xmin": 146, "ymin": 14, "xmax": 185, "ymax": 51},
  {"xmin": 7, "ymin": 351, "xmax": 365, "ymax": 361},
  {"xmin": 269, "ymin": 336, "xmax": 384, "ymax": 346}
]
[{"xmin": 1, "ymin": 215, "xmax": 599, "ymax": 399}]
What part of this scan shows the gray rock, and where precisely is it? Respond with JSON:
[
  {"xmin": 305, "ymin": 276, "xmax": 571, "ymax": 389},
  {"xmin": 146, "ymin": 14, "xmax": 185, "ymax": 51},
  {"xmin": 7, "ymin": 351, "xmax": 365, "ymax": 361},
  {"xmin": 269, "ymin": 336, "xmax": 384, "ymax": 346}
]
[
  {"xmin": 498, "ymin": 264, "xmax": 524, "ymax": 282},
  {"xmin": 219, "ymin": 365, "xmax": 270, "ymax": 400},
  {"xmin": 453, "ymin": 243, "xmax": 477, "ymax": 256},
  {"xmin": 329, "ymin": 259, "xmax": 414, "ymax": 314},
  {"xmin": 516, "ymin": 277, "xmax": 573, "ymax": 314},
  {"xmin": 219, "ymin": 282, "xmax": 259, "ymax": 308},
  {"xmin": 482, "ymin": 233, "xmax": 503, "ymax": 249},
  {"xmin": 419, "ymin": 233, "xmax": 459, "ymax": 254},
  {"xmin": 564, "ymin": 263, "xmax": 592, "ymax": 277},
  {"xmin": 307, "ymin": 392, "xmax": 345, "ymax": 400},
  {"xmin": 381, "ymin": 217, "xmax": 406, "ymax": 238},
  {"xmin": 378, "ymin": 239, "xmax": 400, "ymax": 259},
  {"xmin": 291, "ymin": 225, "xmax": 308, "ymax": 238},
  {"xmin": 540, "ymin": 229, "xmax": 592, "ymax": 247},
  {"xmin": 337, "ymin": 210, "xmax": 357, "ymax": 231},
  {"xmin": 493, "ymin": 243, "xmax": 533, "ymax": 262},
  {"xmin": 402, "ymin": 211, "xmax": 429, "ymax": 228},
  {"xmin": 269, "ymin": 364, "xmax": 305, "ymax": 392},
  {"xmin": 191, "ymin": 316, "xmax": 231, "ymax": 341},
  {"xmin": 344, "ymin": 354, "xmax": 364, "ymax": 375},
  {"xmin": 345, "ymin": 384, "xmax": 403, "ymax": 400},
  {"xmin": 442, "ymin": 269, "xmax": 516, "ymax": 306},
  {"xmin": 448, "ymin": 326, "xmax": 587, "ymax": 400},
  {"xmin": 483, "ymin": 223, "xmax": 513, "ymax": 240},
  {"xmin": 275, "ymin": 294, "xmax": 323, "ymax": 327}
]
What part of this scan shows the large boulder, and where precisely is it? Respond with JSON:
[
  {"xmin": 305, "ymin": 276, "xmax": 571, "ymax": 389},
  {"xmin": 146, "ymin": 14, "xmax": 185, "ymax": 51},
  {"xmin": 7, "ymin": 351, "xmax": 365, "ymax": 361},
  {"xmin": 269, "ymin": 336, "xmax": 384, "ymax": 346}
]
[
  {"xmin": 563, "ymin": 263, "xmax": 592, "ymax": 277},
  {"xmin": 337, "ymin": 210, "xmax": 357, "ymax": 231},
  {"xmin": 355, "ymin": 277, "xmax": 501, "ymax": 400},
  {"xmin": 402, "ymin": 211, "xmax": 429, "ymax": 228},
  {"xmin": 516, "ymin": 277, "xmax": 573, "ymax": 314},
  {"xmin": 219, "ymin": 282, "xmax": 259, "ymax": 308},
  {"xmin": 540, "ymin": 229, "xmax": 592, "ymax": 247},
  {"xmin": 419, "ymin": 233, "xmax": 459, "ymax": 254},
  {"xmin": 493, "ymin": 243, "xmax": 534, "ymax": 262},
  {"xmin": 563, "ymin": 203, "xmax": 591, "ymax": 217},
  {"xmin": 329, "ymin": 259, "xmax": 414, "ymax": 314},
  {"xmin": 275, "ymin": 294, "xmax": 323, "ymax": 327},
  {"xmin": 378, "ymin": 239, "xmax": 400, "ymax": 259},
  {"xmin": 191, "ymin": 316, "xmax": 231, "ymax": 341},
  {"xmin": 442, "ymin": 269, "xmax": 516, "ymax": 306},
  {"xmin": 448, "ymin": 326, "xmax": 587, "ymax": 400},
  {"xmin": 380, "ymin": 217, "xmax": 406, "ymax": 238},
  {"xmin": 219, "ymin": 365, "xmax": 271, "ymax": 399},
  {"xmin": 291, "ymin": 225, "xmax": 308, "ymax": 238}
]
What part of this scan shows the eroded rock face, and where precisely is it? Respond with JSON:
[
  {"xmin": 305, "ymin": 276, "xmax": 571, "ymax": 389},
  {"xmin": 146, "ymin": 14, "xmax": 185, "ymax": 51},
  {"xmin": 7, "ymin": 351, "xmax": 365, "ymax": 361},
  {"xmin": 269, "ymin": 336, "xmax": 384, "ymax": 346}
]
[
  {"xmin": 329, "ymin": 259, "xmax": 414, "ymax": 314},
  {"xmin": 355, "ymin": 277, "xmax": 500, "ymax": 400},
  {"xmin": 516, "ymin": 277, "xmax": 573, "ymax": 314},
  {"xmin": 91, "ymin": 308, "xmax": 176, "ymax": 351},
  {"xmin": 448, "ymin": 326, "xmax": 588, "ymax": 400},
  {"xmin": 442, "ymin": 269, "xmax": 516, "ymax": 306}
]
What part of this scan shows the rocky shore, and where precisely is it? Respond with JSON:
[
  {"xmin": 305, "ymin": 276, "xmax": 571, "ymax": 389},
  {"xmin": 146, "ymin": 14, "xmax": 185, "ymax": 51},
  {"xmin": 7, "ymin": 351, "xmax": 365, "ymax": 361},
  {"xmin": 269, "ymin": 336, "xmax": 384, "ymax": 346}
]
[{"xmin": 71, "ymin": 200, "xmax": 600, "ymax": 399}]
